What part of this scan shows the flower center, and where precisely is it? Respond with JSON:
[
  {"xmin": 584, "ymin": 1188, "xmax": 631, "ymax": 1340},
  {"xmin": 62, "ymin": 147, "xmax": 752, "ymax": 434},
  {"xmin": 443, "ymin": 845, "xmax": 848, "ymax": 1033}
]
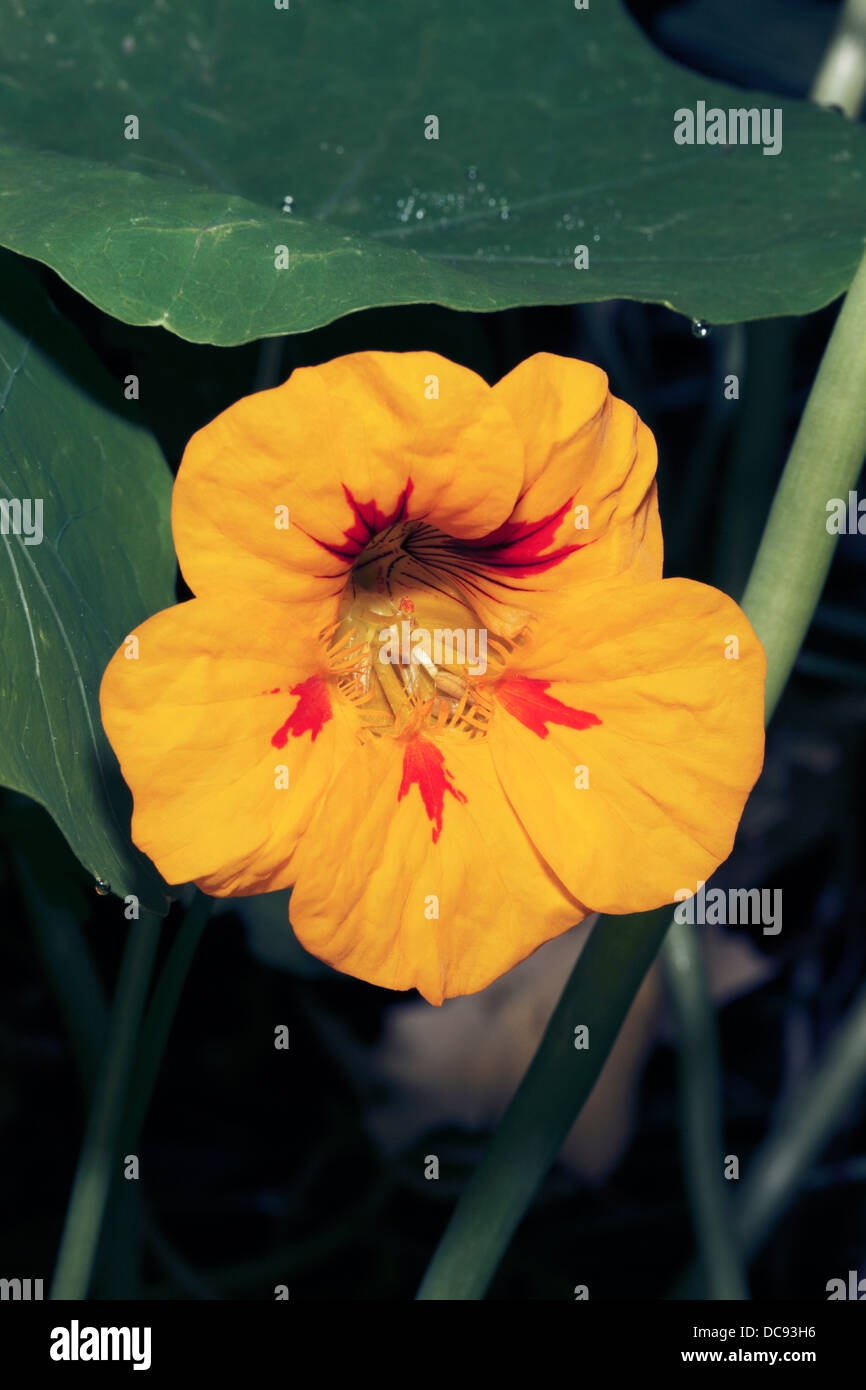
[{"xmin": 322, "ymin": 523, "xmax": 507, "ymax": 740}]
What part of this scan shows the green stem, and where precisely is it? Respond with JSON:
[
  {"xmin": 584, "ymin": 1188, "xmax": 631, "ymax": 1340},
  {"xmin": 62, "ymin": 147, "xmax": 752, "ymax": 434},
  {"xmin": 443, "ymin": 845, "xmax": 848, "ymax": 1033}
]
[
  {"xmin": 661, "ymin": 32, "xmax": 866, "ymax": 1307},
  {"xmin": 740, "ymin": 243, "xmax": 866, "ymax": 716},
  {"xmin": 810, "ymin": 0, "xmax": 866, "ymax": 119},
  {"xmin": 415, "ymin": 906, "xmax": 672, "ymax": 1299},
  {"xmin": 49, "ymin": 910, "xmax": 161, "ymax": 1300},
  {"xmin": 417, "ymin": 239, "xmax": 866, "ymax": 1301},
  {"xmin": 661, "ymin": 919, "xmax": 747, "ymax": 1299}
]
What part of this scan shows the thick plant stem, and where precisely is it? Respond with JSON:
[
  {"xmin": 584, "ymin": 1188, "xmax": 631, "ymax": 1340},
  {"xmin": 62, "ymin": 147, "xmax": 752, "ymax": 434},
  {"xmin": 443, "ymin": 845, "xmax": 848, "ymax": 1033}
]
[
  {"xmin": 50, "ymin": 911, "xmax": 161, "ymax": 1300},
  {"xmin": 740, "ymin": 245, "xmax": 866, "ymax": 716},
  {"xmin": 662, "ymin": 920, "xmax": 747, "ymax": 1299},
  {"xmin": 666, "ymin": 239, "xmax": 866, "ymax": 1300},
  {"xmin": 415, "ymin": 906, "xmax": 673, "ymax": 1300},
  {"xmin": 660, "ymin": 39, "xmax": 866, "ymax": 1309},
  {"xmin": 417, "ymin": 240, "xmax": 866, "ymax": 1301},
  {"xmin": 810, "ymin": 0, "xmax": 866, "ymax": 119}
]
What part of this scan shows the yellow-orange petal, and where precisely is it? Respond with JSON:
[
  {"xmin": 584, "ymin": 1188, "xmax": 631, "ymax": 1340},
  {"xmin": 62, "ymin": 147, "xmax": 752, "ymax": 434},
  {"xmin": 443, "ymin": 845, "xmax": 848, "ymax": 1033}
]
[
  {"xmin": 487, "ymin": 579, "xmax": 766, "ymax": 913},
  {"xmin": 490, "ymin": 353, "xmax": 662, "ymax": 601},
  {"xmin": 99, "ymin": 595, "xmax": 355, "ymax": 892},
  {"xmin": 288, "ymin": 734, "xmax": 586, "ymax": 1004},
  {"xmin": 173, "ymin": 351, "xmax": 526, "ymax": 613}
]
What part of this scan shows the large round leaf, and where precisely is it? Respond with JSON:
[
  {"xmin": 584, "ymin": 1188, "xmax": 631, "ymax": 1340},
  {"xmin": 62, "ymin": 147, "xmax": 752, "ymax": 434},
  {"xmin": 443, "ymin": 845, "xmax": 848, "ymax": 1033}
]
[
  {"xmin": 0, "ymin": 1, "xmax": 863, "ymax": 344},
  {"xmin": 0, "ymin": 256, "xmax": 174, "ymax": 912}
]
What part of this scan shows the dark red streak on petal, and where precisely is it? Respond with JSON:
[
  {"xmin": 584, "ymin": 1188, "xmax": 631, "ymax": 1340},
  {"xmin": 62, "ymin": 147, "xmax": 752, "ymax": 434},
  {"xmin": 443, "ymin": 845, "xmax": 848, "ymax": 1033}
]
[
  {"xmin": 306, "ymin": 480, "xmax": 415, "ymax": 565},
  {"xmin": 444, "ymin": 495, "xmax": 587, "ymax": 578},
  {"xmin": 271, "ymin": 675, "xmax": 332, "ymax": 748},
  {"xmin": 398, "ymin": 737, "xmax": 467, "ymax": 843},
  {"xmin": 496, "ymin": 676, "xmax": 601, "ymax": 739}
]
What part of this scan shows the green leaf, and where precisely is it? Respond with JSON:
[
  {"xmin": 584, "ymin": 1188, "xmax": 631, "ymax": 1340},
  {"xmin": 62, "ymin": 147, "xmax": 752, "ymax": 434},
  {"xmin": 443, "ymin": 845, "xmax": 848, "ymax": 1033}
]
[
  {"xmin": 0, "ymin": 254, "xmax": 174, "ymax": 912},
  {"xmin": 0, "ymin": 1, "xmax": 863, "ymax": 344}
]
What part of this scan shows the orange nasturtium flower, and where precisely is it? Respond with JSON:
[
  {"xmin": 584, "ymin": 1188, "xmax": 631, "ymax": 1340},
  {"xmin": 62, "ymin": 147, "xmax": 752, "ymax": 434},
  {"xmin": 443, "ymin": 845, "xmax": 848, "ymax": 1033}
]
[{"xmin": 101, "ymin": 352, "xmax": 765, "ymax": 1004}]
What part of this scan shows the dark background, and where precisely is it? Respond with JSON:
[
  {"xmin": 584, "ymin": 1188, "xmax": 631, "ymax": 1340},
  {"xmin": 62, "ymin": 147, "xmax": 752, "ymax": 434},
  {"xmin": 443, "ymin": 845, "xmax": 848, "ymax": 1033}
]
[{"xmin": 1, "ymin": 0, "xmax": 864, "ymax": 1299}]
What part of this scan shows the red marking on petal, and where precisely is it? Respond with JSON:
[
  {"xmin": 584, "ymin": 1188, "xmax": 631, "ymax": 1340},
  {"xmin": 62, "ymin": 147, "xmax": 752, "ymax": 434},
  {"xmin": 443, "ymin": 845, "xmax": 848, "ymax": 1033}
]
[
  {"xmin": 398, "ymin": 737, "xmax": 467, "ymax": 843},
  {"xmin": 271, "ymin": 675, "xmax": 332, "ymax": 748},
  {"xmin": 309, "ymin": 479, "xmax": 415, "ymax": 565},
  {"xmin": 445, "ymin": 495, "xmax": 587, "ymax": 577},
  {"xmin": 260, "ymin": 687, "xmax": 281, "ymax": 695},
  {"xmin": 496, "ymin": 675, "xmax": 601, "ymax": 739}
]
